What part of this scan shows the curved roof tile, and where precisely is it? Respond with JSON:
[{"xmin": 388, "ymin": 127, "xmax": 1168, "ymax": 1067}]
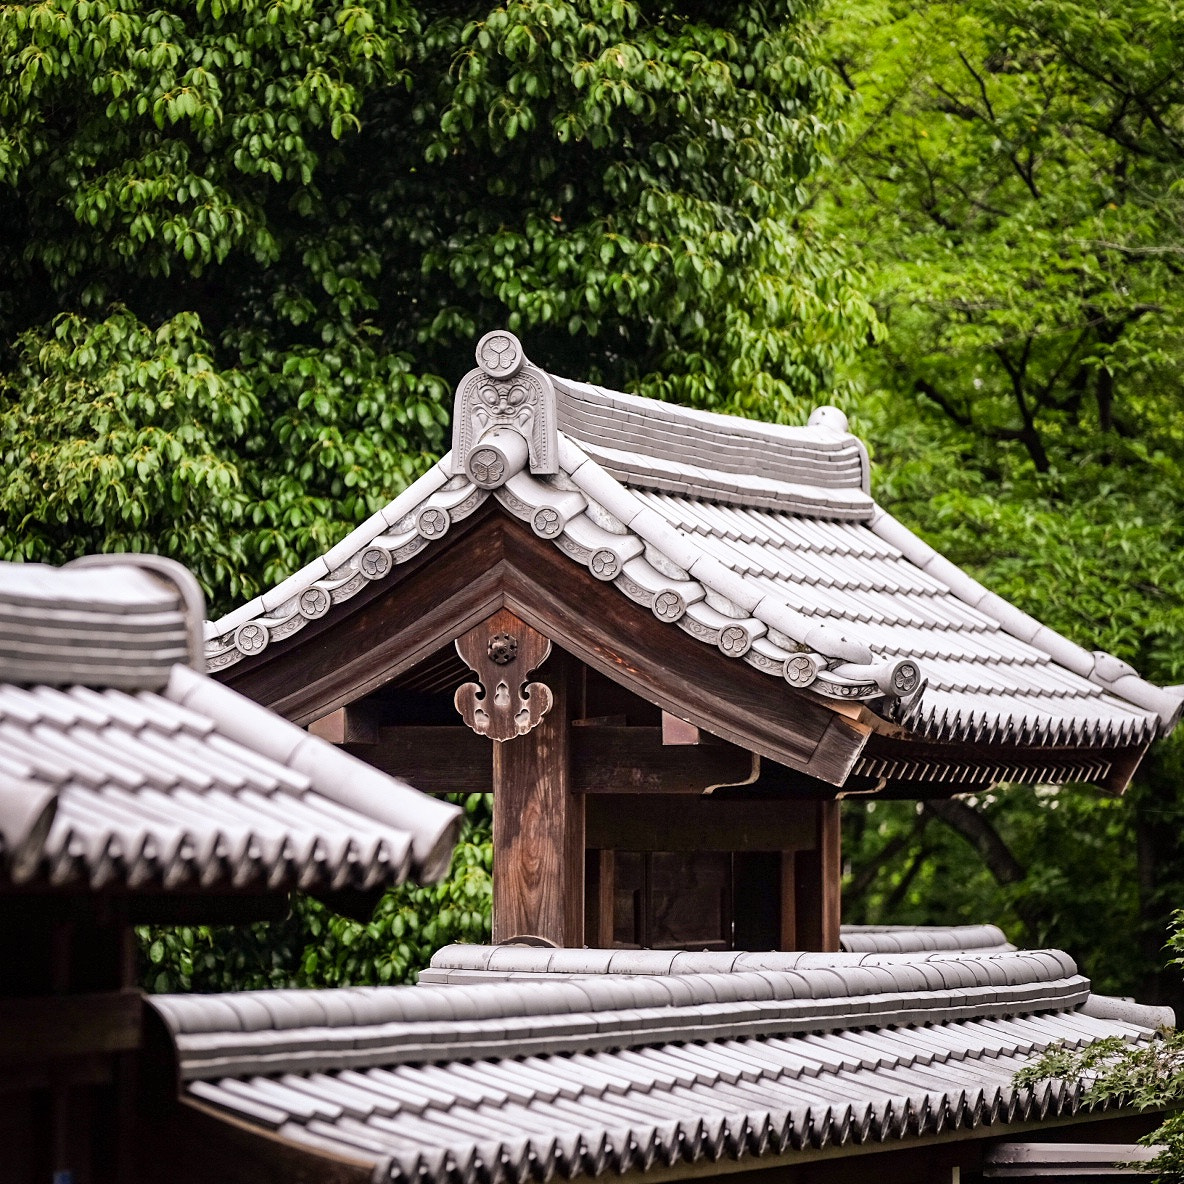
[
  {"xmin": 151, "ymin": 947, "xmax": 1161, "ymax": 1182},
  {"xmin": 0, "ymin": 558, "xmax": 462, "ymax": 893},
  {"xmin": 204, "ymin": 332, "xmax": 1183, "ymax": 755}
]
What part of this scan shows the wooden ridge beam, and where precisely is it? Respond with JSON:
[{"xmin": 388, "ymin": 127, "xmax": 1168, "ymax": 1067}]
[{"xmin": 0, "ymin": 989, "xmax": 143, "ymax": 1064}]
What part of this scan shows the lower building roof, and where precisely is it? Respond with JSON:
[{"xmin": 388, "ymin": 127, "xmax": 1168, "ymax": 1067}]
[
  {"xmin": 417, "ymin": 926, "xmax": 1016, "ymax": 985},
  {"xmin": 0, "ymin": 558, "xmax": 462, "ymax": 894},
  {"xmin": 150, "ymin": 946, "xmax": 1170, "ymax": 1184}
]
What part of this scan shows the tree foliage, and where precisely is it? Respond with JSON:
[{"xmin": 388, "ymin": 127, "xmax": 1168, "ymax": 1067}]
[
  {"xmin": 140, "ymin": 793, "xmax": 492, "ymax": 991},
  {"xmin": 823, "ymin": 0, "xmax": 1184, "ymax": 1006},
  {"xmin": 0, "ymin": 0, "xmax": 874, "ymax": 614},
  {"xmin": 1015, "ymin": 915, "xmax": 1184, "ymax": 1182},
  {"xmin": 0, "ymin": 0, "xmax": 876, "ymax": 986}
]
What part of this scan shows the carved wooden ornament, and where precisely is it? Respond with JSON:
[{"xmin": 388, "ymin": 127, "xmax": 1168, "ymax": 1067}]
[{"xmin": 454, "ymin": 609, "xmax": 554, "ymax": 741}]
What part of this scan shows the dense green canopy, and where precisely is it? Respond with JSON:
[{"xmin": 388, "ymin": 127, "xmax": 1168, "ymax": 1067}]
[
  {"xmin": 0, "ymin": 0, "xmax": 872, "ymax": 611},
  {"xmin": 4, "ymin": 0, "xmax": 1184, "ymax": 1020},
  {"xmin": 821, "ymin": 0, "xmax": 1184, "ymax": 1004}
]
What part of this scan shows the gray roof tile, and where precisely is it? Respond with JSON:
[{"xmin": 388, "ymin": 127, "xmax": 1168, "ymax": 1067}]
[
  {"xmin": 160, "ymin": 947, "xmax": 1147, "ymax": 1184},
  {"xmin": 201, "ymin": 339, "xmax": 1182, "ymax": 761},
  {"xmin": 0, "ymin": 560, "xmax": 461, "ymax": 894}
]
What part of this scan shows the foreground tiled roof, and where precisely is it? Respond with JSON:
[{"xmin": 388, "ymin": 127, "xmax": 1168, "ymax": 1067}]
[
  {"xmin": 152, "ymin": 948, "xmax": 1168, "ymax": 1182},
  {"xmin": 0, "ymin": 558, "xmax": 461, "ymax": 891},
  {"xmin": 205, "ymin": 332, "xmax": 1182, "ymax": 766},
  {"xmin": 417, "ymin": 928, "xmax": 1015, "ymax": 985},
  {"xmin": 840, "ymin": 923, "xmax": 1014, "ymax": 955}
]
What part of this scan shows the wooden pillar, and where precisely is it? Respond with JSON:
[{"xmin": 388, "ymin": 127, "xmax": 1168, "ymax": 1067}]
[
  {"xmin": 818, "ymin": 798, "xmax": 841, "ymax": 951},
  {"xmin": 475, "ymin": 638, "xmax": 583, "ymax": 946},
  {"xmin": 793, "ymin": 799, "xmax": 842, "ymax": 951},
  {"xmin": 779, "ymin": 850, "xmax": 798, "ymax": 950}
]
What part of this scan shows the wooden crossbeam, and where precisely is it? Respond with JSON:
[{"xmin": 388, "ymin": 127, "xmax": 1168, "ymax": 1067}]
[
  {"xmin": 344, "ymin": 725, "xmax": 758, "ymax": 796},
  {"xmin": 0, "ymin": 990, "xmax": 143, "ymax": 1065}
]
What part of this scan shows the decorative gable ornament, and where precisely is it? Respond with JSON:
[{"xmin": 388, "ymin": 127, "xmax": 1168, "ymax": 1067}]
[
  {"xmin": 452, "ymin": 330, "xmax": 559, "ymax": 486},
  {"xmin": 453, "ymin": 609, "xmax": 554, "ymax": 741}
]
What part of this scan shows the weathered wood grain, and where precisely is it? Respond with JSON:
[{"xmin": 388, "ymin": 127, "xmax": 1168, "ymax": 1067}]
[
  {"xmin": 220, "ymin": 511, "xmax": 871, "ymax": 785},
  {"xmin": 0, "ymin": 990, "xmax": 143, "ymax": 1063},
  {"xmin": 492, "ymin": 651, "xmax": 584, "ymax": 945},
  {"xmin": 352, "ymin": 724, "xmax": 755, "ymax": 796},
  {"xmin": 794, "ymin": 800, "xmax": 841, "ymax": 952},
  {"xmin": 454, "ymin": 608, "xmax": 553, "ymax": 741},
  {"xmin": 499, "ymin": 521, "xmax": 869, "ymax": 784},
  {"xmin": 141, "ymin": 1099, "xmax": 374, "ymax": 1184}
]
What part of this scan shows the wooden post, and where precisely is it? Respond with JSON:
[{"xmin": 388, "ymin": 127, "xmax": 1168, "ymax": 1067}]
[
  {"xmin": 818, "ymin": 798, "xmax": 841, "ymax": 951},
  {"xmin": 490, "ymin": 648, "xmax": 584, "ymax": 946},
  {"xmin": 779, "ymin": 850, "xmax": 798, "ymax": 950},
  {"xmin": 793, "ymin": 800, "xmax": 842, "ymax": 951},
  {"xmin": 596, "ymin": 850, "xmax": 615, "ymax": 948}
]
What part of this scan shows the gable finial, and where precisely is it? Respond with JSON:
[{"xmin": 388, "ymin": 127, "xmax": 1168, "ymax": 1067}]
[{"xmin": 452, "ymin": 330, "xmax": 559, "ymax": 486}]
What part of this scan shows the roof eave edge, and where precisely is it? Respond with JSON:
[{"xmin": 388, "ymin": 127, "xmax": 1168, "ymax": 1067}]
[{"xmin": 869, "ymin": 508, "xmax": 1182, "ymax": 735}]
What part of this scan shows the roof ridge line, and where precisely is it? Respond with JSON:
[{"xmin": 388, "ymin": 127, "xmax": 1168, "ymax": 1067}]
[{"xmin": 551, "ymin": 374, "xmax": 872, "ymax": 493}]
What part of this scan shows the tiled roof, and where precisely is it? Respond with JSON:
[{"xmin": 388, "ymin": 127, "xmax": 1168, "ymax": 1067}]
[
  {"xmin": 204, "ymin": 332, "xmax": 1183, "ymax": 760},
  {"xmin": 840, "ymin": 924, "xmax": 1013, "ymax": 955},
  {"xmin": 0, "ymin": 559, "xmax": 462, "ymax": 892},
  {"xmin": 0, "ymin": 555, "xmax": 198, "ymax": 690},
  {"xmin": 151, "ymin": 948, "xmax": 1167, "ymax": 1182},
  {"xmin": 416, "ymin": 929, "xmax": 1015, "ymax": 985}
]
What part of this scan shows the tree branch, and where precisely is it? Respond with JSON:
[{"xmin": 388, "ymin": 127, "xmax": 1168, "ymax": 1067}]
[{"xmin": 923, "ymin": 798, "xmax": 1025, "ymax": 884}]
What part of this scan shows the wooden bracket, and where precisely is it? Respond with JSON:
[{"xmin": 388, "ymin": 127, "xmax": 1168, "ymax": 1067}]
[
  {"xmin": 307, "ymin": 701, "xmax": 381, "ymax": 745},
  {"xmin": 454, "ymin": 608, "xmax": 554, "ymax": 741}
]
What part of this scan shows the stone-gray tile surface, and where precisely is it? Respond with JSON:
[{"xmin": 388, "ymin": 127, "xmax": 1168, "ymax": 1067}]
[
  {"xmin": 153, "ymin": 948, "xmax": 1163, "ymax": 1183},
  {"xmin": 204, "ymin": 336, "xmax": 1183, "ymax": 764},
  {"xmin": 0, "ymin": 559, "xmax": 461, "ymax": 891}
]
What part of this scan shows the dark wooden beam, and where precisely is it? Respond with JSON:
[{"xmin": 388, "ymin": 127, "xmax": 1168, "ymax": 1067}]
[
  {"xmin": 596, "ymin": 850, "xmax": 615, "ymax": 947},
  {"xmin": 500, "ymin": 523, "xmax": 870, "ymax": 784},
  {"xmin": 308, "ymin": 702, "xmax": 381, "ymax": 745},
  {"xmin": 794, "ymin": 801, "xmax": 841, "ymax": 952},
  {"xmin": 0, "ymin": 990, "xmax": 143, "ymax": 1065},
  {"xmin": 345, "ymin": 727, "xmax": 492, "ymax": 794},
  {"xmin": 586, "ymin": 794, "xmax": 817, "ymax": 853},
  {"xmin": 574, "ymin": 727, "xmax": 757, "ymax": 793},
  {"xmin": 221, "ymin": 506, "xmax": 508, "ymax": 724},
  {"xmin": 138, "ymin": 1099, "xmax": 374, "ymax": 1184},
  {"xmin": 220, "ymin": 511, "xmax": 871, "ymax": 787},
  {"xmin": 492, "ymin": 646, "xmax": 584, "ymax": 946},
  {"xmin": 343, "ymin": 724, "xmax": 757, "ymax": 796},
  {"xmin": 780, "ymin": 850, "xmax": 798, "ymax": 951}
]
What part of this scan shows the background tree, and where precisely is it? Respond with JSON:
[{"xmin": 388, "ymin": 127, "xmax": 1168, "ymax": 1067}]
[
  {"xmin": 820, "ymin": 0, "xmax": 1184, "ymax": 1005},
  {"xmin": 0, "ymin": 0, "xmax": 874, "ymax": 613},
  {"xmin": 0, "ymin": 0, "xmax": 875, "ymax": 984}
]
